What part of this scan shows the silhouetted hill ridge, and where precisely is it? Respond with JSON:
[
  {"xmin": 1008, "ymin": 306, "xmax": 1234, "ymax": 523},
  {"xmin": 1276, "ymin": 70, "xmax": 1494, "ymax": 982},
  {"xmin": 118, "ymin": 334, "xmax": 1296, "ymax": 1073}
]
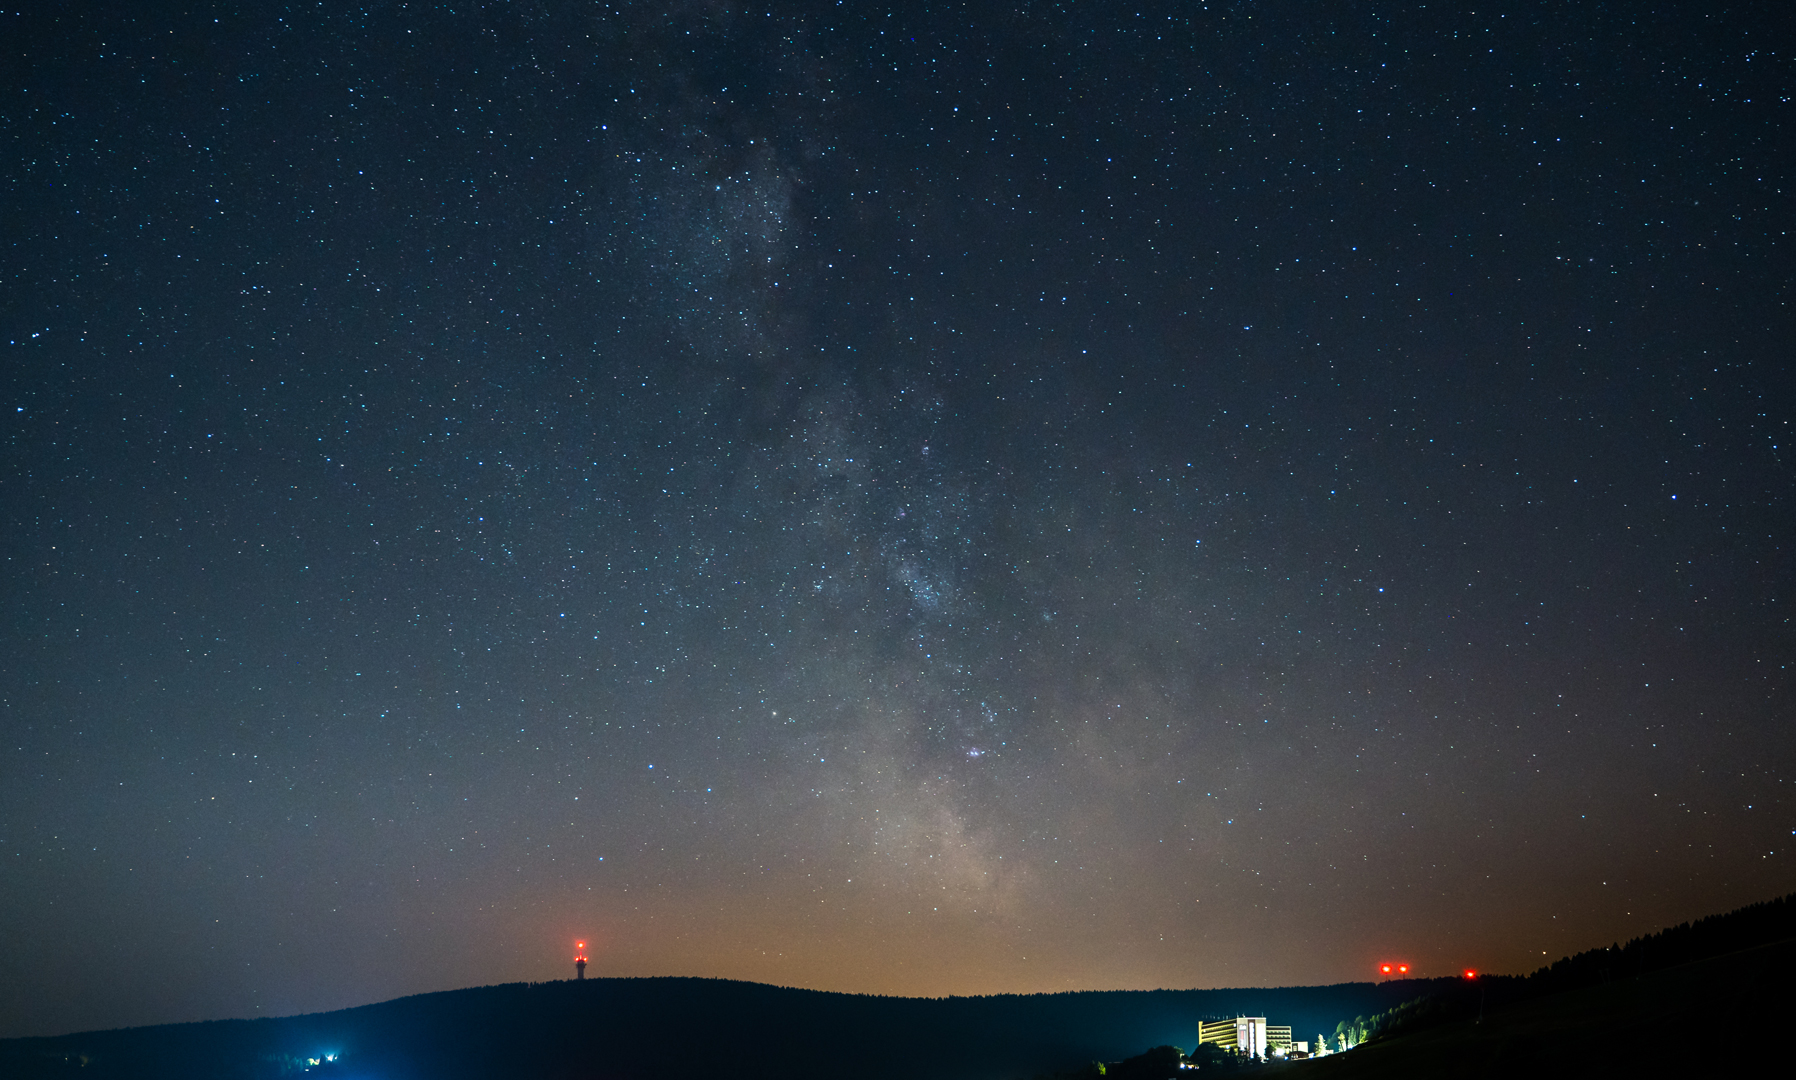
[
  {"xmin": 13, "ymin": 892, "xmax": 1793, "ymax": 1080},
  {"xmin": 0, "ymin": 976, "xmax": 1443, "ymax": 1080},
  {"xmin": 1275, "ymin": 936, "xmax": 1796, "ymax": 1079},
  {"xmin": 1524, "ymin": 890, "xmax": 1796, "ymax": 996},
  {"xmin": 1330, "ymin": 892, "xmax": 1796, "ymax": 1052}
]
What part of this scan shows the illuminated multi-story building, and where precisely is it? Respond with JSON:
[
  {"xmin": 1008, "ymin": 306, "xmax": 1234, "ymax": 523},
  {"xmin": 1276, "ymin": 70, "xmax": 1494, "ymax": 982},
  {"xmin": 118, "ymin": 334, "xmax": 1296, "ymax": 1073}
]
[
  {"xmin": 1194, "ymin": 1019, "xmax": 1296, "ymax": 1058},
  {"xmin": 1196, "ymin": 1017, "xmax": 1268, "ymax": 1057}
]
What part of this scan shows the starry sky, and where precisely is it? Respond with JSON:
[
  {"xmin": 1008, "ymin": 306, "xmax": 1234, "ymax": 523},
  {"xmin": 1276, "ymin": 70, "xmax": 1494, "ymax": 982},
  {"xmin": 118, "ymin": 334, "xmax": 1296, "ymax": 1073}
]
[{"xmin": 3, "ymin": 0, "xmax": 1792, "ymax": 1040}]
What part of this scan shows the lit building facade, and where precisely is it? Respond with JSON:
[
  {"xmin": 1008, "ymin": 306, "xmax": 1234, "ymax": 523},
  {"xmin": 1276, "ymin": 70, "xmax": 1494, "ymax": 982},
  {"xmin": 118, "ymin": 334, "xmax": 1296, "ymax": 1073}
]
[{"xmin": 1196, "ymin": 1017, "xmax": 1268, "ymax": 1058}]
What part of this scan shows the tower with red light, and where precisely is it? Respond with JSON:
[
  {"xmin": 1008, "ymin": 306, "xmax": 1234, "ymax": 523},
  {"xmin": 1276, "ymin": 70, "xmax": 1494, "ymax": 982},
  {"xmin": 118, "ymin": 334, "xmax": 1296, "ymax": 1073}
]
[
  {"xmin": 1464, "ymin": 969, "xmax": 1484, "ymax": 1022},
  {"xmin": 574, "ymin": 940, "xmax": 587, "ymax": 981}
]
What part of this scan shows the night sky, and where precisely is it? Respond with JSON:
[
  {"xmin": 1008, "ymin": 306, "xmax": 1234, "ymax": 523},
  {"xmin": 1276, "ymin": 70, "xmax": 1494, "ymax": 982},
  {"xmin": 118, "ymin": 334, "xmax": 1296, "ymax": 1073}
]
[{"xmin": 4, "ymin": 0, "xmax": 1792, "ymax": 1040}]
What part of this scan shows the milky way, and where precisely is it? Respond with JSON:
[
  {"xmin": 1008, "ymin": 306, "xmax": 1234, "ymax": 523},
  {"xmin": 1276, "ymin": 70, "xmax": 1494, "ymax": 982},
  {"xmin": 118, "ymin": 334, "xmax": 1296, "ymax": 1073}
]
[{"xmin": 3, "ymin": 1, "xmax": 1791, "ymax": 1038}]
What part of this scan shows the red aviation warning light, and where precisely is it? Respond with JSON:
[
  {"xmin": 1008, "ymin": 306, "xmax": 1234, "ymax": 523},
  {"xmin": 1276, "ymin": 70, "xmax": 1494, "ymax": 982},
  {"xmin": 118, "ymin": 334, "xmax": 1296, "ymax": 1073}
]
[
  {"xmin": 1379, "ymin": 962, "xmax": 1411, "ymax": 978},
  {"xmin": 574, "ymin": 940, "xmax": 588, "ymax": 981},
  {"xmin": 1465, "ymin": 968, "xmax": 1486, "ymax": 1023}
]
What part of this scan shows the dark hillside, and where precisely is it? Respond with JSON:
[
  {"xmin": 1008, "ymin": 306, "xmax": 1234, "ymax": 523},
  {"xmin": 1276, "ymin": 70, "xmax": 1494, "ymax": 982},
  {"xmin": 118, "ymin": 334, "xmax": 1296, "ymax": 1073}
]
[
  {"xmin": 0, "ymin": 977, "xmax": 1435, "ymax": 1080},
  {"xmin": 1273, "ymin": 937, "xmax": 1796, "ymax": 1079},
  {"xmin": 19, "ymin": 892, "xmax": 1792, "ymax": 1079},
  {"xmin": 1337, "ymin": 890, "xmax": 1796, "ymax": 1051},
  {"xmin": 1525, "ymin": 891, "xmax": 1796, "ymax": 996}
]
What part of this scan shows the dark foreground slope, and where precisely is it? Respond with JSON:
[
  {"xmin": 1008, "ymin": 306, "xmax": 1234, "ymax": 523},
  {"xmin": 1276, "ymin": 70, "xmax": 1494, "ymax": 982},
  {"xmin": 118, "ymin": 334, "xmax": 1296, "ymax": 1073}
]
[
  {"xmin": 1275, "ymin": 936, "xmax": 1796, "ymax": 1080},
  {"xmin": 0, "ymin": 977, "xmax": 1431, "ymax": 1080}
]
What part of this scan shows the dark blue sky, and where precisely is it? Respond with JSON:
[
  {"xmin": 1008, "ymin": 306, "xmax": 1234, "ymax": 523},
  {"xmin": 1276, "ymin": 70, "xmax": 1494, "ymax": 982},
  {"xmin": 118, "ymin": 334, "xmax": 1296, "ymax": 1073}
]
[{"xmin": 3, "ymin": 0, "xmax": 1791, "ymax": 1038}]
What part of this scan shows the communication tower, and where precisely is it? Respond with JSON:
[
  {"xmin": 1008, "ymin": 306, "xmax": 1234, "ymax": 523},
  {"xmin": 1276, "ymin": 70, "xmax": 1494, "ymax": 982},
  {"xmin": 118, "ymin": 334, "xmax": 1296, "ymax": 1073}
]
[{"xmin": 575, "ymin": 940, "xmax": 588, "ymax": 980}]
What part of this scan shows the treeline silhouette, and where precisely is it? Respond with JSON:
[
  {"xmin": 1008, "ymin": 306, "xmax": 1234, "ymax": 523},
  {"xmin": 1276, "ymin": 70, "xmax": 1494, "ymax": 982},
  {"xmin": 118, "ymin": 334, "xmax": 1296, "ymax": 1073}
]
[
  {"xmin": 1353, "ymin": 979, "xmax": 1521, "ymax": 1044},
  {"xmin": 1355, "ymin": 891, "xmax": 1796, "ymax": 1047},
  {"xmin": 0, "ymin": 978, "xmax": 1441, "ymax": 1080},
  {"xmin": 1033, "ymin": 1043, "xmax": 1191, "ymax": 1080},
  {"xmin": 13, "ymin": 894, "xmax": 1790, "ymax": 1080},
  {"xmin": 1525, "ymin": 891, "xmax": 1796, "ymax": 996}
]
